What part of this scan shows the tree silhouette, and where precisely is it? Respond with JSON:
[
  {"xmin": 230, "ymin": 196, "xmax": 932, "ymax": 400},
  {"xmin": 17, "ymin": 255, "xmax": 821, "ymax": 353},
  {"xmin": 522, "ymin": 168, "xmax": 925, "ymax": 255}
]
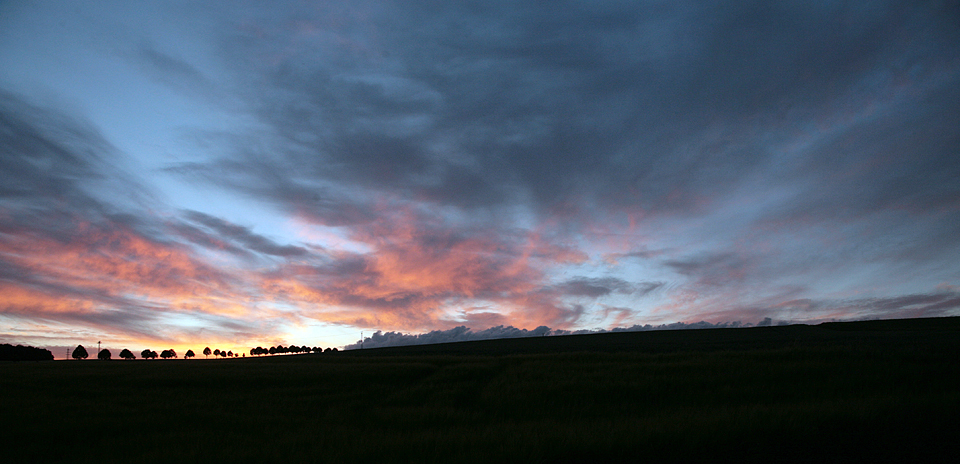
[
  {"xmin": 227, "ymin": 350, "xmax": 233, "ymax": 358},
  {"xmin": 72, "ymin": 345, "xmax": 88, "ymax": 360},
  {"xmin": 0, "ymin": 343, "xmax": 54, "ymax": 361},
  {"xmin": 213, "ymin": 349, "xmax": 221, "ymax": 357},
  {"xmin": 119, "ymin": 349, "xmax": 135, "ymax": 360},
  {"xmin": 141, "ymin": 349, "xmax": 158, "ymax": 359},
  {"xmin": 185, "ymin": 349, "xmax": 195, "ymax": 359},
  {"xmin": 98, "ymin": 349, "xmax": 111, "ymax": 360},
  {"xmin": 159, "ymin": 349, "xmax": 177, "ymax": 359},
  {"xmin": 203, "ymin": 347, "xmax": 211, "ymax": 359}
]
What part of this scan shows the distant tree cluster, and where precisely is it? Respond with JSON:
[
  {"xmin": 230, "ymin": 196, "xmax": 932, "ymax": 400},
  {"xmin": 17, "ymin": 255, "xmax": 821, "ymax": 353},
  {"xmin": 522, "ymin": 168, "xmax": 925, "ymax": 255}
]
[
  {"xmin": 0, "ymin": 343, "xmax": 54, "ymax": 361},
  {"xmin": 249, "ymin": 345, "xmax": 334, "ymax": 356},
  {"xmin": 209, "ymin": 348, "xmax": 237, "ymax": 358}
]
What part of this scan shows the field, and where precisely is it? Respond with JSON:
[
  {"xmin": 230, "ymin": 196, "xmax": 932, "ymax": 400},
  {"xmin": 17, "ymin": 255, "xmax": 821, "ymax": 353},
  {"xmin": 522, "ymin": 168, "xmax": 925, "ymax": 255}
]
[{"xmin": 3, "ymin": 317, "xmax": 959, "ymax": 463}]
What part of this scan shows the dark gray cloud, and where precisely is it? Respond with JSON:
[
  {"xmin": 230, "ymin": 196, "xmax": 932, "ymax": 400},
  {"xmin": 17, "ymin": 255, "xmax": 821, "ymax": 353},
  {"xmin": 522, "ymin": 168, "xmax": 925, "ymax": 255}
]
[
  {"xmin": 200, "ymin": 0, "xmax": 960, "ymax": 227},
  {"xmin": 0, "ymin": 91, "xmax": 112, "ymax": 210},
  {"xmin": 845, "ymin": 292, "xmax": 960, "ymax": 319},
  {"xmin": 135, "ymin": 44, "xmax": 212, "ymax": 93},
  {"xmin": 556, "ymin": 277, "xmax": 662, "ymax": 298},
  {"xmin": 179, "ymin": 210, "xmax": 307, "ymax": 257},
  {"xmin": 663, "ymin": 253, "xmax": 755, "ymax": 287}
]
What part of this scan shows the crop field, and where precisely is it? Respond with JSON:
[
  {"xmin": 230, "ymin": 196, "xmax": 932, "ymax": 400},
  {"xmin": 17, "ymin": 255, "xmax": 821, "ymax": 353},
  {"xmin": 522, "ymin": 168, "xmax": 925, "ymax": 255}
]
[{"xmin": 3, "ymin": 317, "xmax": 959, "ymax": 463}]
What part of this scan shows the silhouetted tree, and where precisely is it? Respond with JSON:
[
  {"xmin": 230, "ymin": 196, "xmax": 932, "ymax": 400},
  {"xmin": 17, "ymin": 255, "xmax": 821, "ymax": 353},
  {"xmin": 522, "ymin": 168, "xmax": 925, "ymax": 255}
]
[
  {"xmin": 203, "ymin": 347, "xmax": 211, "ymax": 358},
  {"xmin": 72, "ymin": 345, "xmax": 88, "ymax": 360},
  {"xmin": 160, "ymin": 349, "xmax": 177, "ymax": 359},
  {"xmin": 119, "ymin": 349, "xmax": 135, "ymax": 360},
  {"xmin": 98, "ymin": 349, "xmax": 111, "ymax": 360},
  {"xmin": 213, "ymin": 349, "xmax": 221, "ymax": 357},
  {"xmin": 227, "ymin": 350, "xmax": 233, "ymax": 358},
  {"xmin": 0, "ymin": 343, "xmax": 54, "ymax": 361},
  {"xmin": 185, "ymin": 349, "xmax": 195, "ymax": 359},
  {"xmin": 142, "ymin": 349, "xmax": 158, "ymax": 359}
]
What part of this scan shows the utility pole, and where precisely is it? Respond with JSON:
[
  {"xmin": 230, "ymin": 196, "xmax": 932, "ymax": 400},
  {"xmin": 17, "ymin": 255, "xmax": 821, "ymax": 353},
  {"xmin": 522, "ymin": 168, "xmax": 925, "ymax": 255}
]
[{"xmin": 98, "ymin": 341, "xmax": 101, "ymax": 359}]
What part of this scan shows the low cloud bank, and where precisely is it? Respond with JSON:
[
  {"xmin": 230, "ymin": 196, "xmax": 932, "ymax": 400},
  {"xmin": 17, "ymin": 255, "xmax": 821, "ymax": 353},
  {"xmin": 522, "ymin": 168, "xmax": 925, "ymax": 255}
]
[{"xmin": 344, "ymin": 319, "xmax": 777, "ymax": 350}]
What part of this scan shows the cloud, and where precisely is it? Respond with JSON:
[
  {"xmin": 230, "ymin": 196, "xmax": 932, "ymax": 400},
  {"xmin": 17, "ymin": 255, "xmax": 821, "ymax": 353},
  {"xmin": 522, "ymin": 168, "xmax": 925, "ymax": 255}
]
[
  {"xmin": 254, "ymin": 212, "xmax": 575, "ymax": 330},
  {"xmin": 663, "ymin": 253, "xmax": 754, "ymax": 287},
  {"xmin": 134, "ymin": 44, "xmax": 216, "ymax": 97},
  {"xmin": 841, "ymin": 292, "xmax": 960, "ymax": 320},
  {"xmin": 555, "ymin": 277, "xmax": 662, "ymax": 298},
  {"xmin": 0, "ymin": 90, "xmax": 115, "ymax": 209},
  {"xmin": 185, "ymin": 1, "xmax": 959, "ymax": 246},
  {"xmin": 178, "ymin": 210, "xmax": 308, "ymax": 257}
]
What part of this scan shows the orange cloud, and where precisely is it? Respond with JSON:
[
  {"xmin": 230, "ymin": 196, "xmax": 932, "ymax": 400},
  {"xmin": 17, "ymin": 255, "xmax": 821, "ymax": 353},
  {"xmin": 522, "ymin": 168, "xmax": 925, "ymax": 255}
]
[
  {"xmin": 251, "ymin": 205, "xmax": 600, "ymax": 332},
  {"xmin": 0, "ymin": 217, "xmax": 252, "ymax": 320}
]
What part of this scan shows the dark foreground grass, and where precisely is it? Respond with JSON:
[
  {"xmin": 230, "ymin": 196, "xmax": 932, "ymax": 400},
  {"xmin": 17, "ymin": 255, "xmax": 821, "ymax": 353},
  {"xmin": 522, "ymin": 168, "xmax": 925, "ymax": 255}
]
[{"xmin": 3, "ymin": 318, "xmax": 959, "ymax": 463}]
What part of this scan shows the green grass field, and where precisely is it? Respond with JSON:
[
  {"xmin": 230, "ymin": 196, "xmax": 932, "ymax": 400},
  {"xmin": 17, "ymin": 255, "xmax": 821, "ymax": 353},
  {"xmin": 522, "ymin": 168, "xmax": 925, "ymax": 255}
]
[{"xmin": 3, "ymin": 317, "xmax": 959, "ymax": 463}]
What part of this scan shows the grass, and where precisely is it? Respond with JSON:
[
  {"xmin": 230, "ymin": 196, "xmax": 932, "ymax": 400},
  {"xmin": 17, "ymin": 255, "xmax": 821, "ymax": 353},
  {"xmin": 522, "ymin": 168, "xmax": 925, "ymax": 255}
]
[{"xmin": 2, "ymin": 317, "xmax": 959, "ymax": 463}]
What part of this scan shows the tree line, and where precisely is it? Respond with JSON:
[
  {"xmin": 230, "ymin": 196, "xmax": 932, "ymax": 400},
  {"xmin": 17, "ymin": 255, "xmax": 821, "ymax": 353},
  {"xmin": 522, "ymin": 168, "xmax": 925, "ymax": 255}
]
[
  {"xmin": 1, "ymin": 343, "xmax": 55, "ymax": 361},
  {"xmin": 249, "ymin": 345, "xmax": 337, "ymax": 356},
  {"xmin": 69, "ymin": 344, "xmax": 337, "ymax": 360}
]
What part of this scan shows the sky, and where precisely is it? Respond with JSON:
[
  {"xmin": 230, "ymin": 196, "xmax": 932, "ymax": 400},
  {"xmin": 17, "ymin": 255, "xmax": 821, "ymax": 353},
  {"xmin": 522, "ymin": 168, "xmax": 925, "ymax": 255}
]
[{"xmin": 2, "ymin": 1, "xmax": 959, "ymax": 358}]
